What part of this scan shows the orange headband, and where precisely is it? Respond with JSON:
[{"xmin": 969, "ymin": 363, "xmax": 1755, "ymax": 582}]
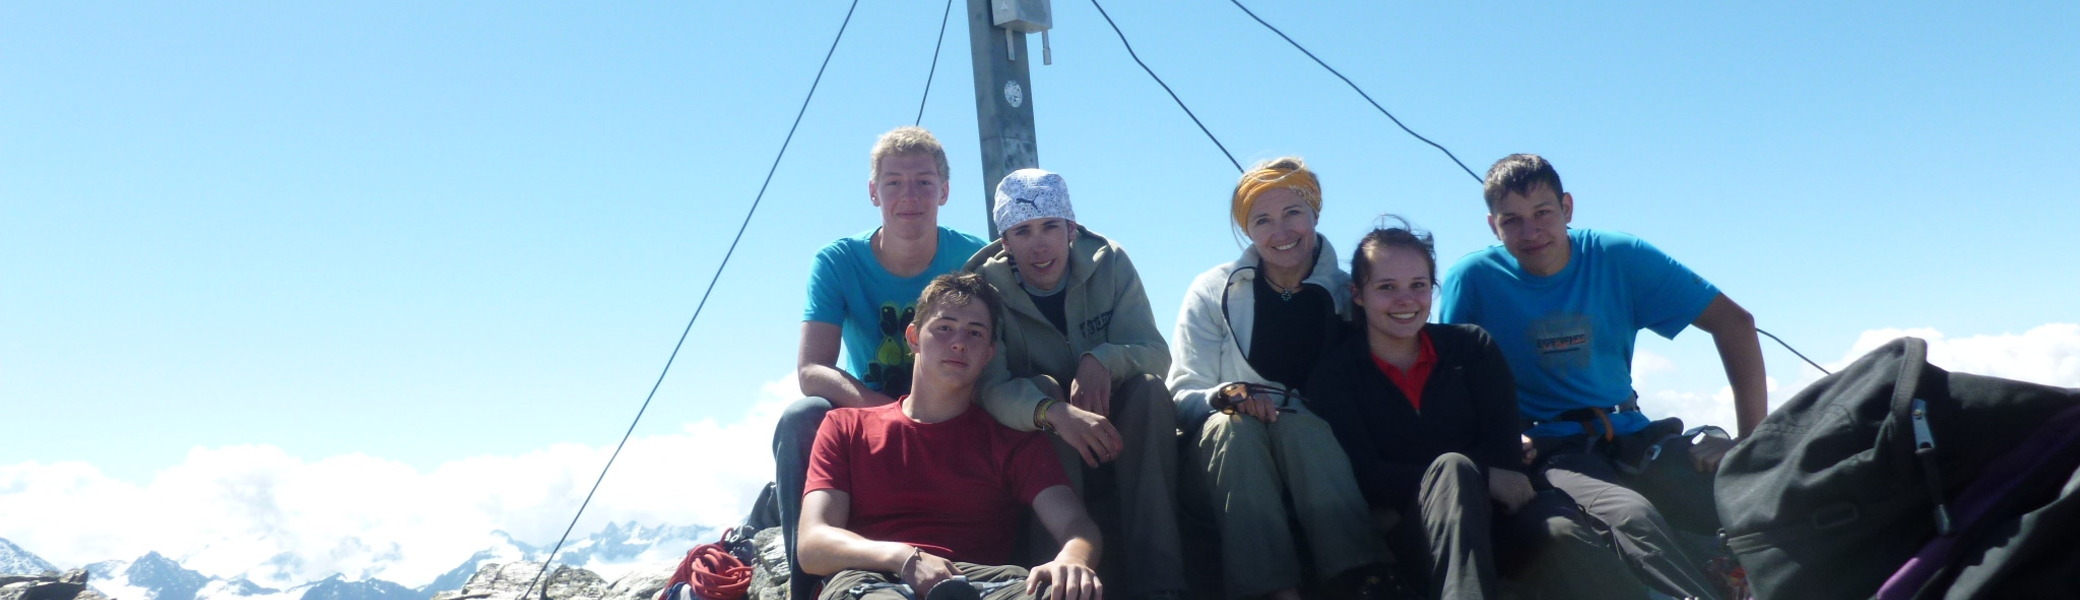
[{"xmin": 1231, "ymin": 165, "xmax": 1322, "ymax": 230}]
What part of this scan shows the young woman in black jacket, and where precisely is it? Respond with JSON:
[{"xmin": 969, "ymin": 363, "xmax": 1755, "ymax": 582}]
[{"xmin": 1305, "ymin": 218, "xmax": 1646, "ymax": 600}]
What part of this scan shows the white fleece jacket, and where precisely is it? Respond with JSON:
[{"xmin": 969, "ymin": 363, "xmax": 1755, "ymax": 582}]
[{"xmin": 1165, "ymin": 234, "xmax": 1350, "ymax": 429}]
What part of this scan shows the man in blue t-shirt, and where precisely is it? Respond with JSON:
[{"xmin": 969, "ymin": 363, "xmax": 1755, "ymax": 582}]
[
  {"xmin": 1440, "ymin": 154, "xmax": 1766, "ymax": 600},
  {"xmin": 774, "ymin": 126, "xmax": 988, "ymax": 600}
]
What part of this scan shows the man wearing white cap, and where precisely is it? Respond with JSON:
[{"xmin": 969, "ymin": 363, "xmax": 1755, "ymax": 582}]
[{"xmin": 964, "ymin": 168, "xmax": 1185, "ymax": 600}]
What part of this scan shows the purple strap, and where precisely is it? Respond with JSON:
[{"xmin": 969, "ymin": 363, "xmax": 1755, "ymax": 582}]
[{"xmin": 1877, "ymin": 404, "xmax": 2080, "ymax": 599}]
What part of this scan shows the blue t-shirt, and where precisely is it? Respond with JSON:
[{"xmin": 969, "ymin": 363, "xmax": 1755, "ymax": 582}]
[
  {"xmin": 804, "ymin": 226, "xmax": 988, "ymax": 396},
  {"xmin": 1439, "ymin": 229, "xmax": 1718, "ymax": 437}
]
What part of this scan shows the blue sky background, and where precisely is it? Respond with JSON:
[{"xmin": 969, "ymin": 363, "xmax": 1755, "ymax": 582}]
[{"xmin": 4, "ymin": 0, "xmax": 2077, "ymax": 583}]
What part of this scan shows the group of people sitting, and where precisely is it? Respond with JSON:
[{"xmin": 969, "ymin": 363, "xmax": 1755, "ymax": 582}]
[{"xmin": 769, "ymin": 126, "xmax": 1769, "ymax": 600}]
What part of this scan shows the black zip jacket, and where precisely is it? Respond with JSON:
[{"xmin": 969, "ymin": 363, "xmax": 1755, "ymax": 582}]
[{"xmin": 1304, "ymin": 323, "xmax": 1526, "ymax": 507}]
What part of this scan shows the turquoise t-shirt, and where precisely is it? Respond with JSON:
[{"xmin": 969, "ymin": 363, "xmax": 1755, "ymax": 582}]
[
  {"xmin": 1438, "ymin": 229, "xmax": 1719, "ymax": 437},
  {"xmin": 804, "ymin": 226, "xmax": 988, "ymax": 396}
]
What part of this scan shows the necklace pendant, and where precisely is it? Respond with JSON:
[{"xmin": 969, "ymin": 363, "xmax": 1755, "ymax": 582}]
[{"xmin": 1280, "ymin": 288, "xmax": 1294, "ymax": 302}]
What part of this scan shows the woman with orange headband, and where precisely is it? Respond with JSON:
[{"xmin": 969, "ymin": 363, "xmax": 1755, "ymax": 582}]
[{"xmin": 1165, "ymin": 158, "xmax": 1393, "ymax": 600}]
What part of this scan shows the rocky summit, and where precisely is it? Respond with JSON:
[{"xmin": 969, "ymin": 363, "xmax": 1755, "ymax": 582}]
[
  {"xmin": 0, "ymin": 568, "xmax": 111, "ymax": 600},
  {"xmin": 429, "ymin": 562, "xmax": 637, "ymax": 600},
  {"xmin": 0, "ymin": 522, "xmax": 790, "ymax": 600}
]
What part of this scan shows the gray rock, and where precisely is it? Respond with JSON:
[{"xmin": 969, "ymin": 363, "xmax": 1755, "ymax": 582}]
[
  {"xmin": 745, "ymin": 528, "xmax": 787, "ymax": 600},
  {"xmin": 1, "ymin": 580, "xmax": 86, "ymax": 600},
  {"xmin": 430, "ymin": 562, "xmax": 607, "ymax": 600},
  {"xmin": 0, "ymin": 568, "xmax": 99, "ymax": 600},
  {"xmin": 601, "ymin": 570, "xmax": 667, "ymax": 600}
]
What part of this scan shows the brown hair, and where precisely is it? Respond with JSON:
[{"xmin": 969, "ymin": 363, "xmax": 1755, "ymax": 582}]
[
  {"xmin": 914, "ymin": 272, "xmax": 1001, "ymax": 332},
  {"xmin": 1482, "ymin": 153, "xmax": 1564, "ymax": 212},
  {"xmin": 1350, "ymin": 214, "xmax": 1437, "ymax": 285}
]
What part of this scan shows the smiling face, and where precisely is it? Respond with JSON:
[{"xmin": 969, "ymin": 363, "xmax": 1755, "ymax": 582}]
[
  {"xmin": 1244, "ymin": 187, "xmax": 1320, "ymax": 275},
  {"xmin": 869, "ymin": 152, "xmax": 949, "ymax": 240},
  {"xmin": 905, "ymin": 297, "xmax": 995, "ymax": 388},
  {"xmin": 1487, "ymin": 184, "xmax": 1574, "ymax": 277},
  {"xmin": 1001, "ymin": 217, "xmax": 1073, "ymax": 291},
  {"xmin": 1353, "ymin": 244, "xmax": 1434, "ymax": 344}
]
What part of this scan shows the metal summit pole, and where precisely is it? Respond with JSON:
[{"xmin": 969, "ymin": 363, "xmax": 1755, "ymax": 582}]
[{"xmin": 965, "ymin": 0, "xmax": 1046, "ymax": 240}]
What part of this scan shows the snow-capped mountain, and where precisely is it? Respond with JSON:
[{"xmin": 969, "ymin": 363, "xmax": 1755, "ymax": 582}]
[
  {"xmin": 1, "ymin": 523, "xmax": 714, "ymax": 600},
  {"xmin": 196, "ymin": 577, "xmax": 282, "ymax": 600},
  {"xmin": 1, "ymin": 537, "xmax": 61, "ymax": 575},
  {"xmin": 1, "ymin": 537, "xmax": 62, "ymax": 575},
  {"xmin": 416, "ymin": 522, "xmax": 712, "ymax": 596},
  {"xmin": 85, "ymin": 552, "xmax": 211, "ymax": 600},
  {"xmin": 535, "ymin": 522, "xmax": 712, "ymax": 582},
  {"xmin": 300, "ymin": 576, "xmax": 418, "ymax": 600}
]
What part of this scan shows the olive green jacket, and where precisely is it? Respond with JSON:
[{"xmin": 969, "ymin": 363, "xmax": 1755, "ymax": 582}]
[{"xmin": 963, "ymin": 225, "xmax": 1172, "ymax": 431}]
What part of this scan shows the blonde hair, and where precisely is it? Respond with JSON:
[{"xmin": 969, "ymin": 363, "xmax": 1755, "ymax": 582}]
[
  {"xmin": 868, "ymin": 126, "xmax": 952, "ymax": 182},
  {"xmin": 1230, "ymin": 157, "xmax": 1322, "ymax": 235}
]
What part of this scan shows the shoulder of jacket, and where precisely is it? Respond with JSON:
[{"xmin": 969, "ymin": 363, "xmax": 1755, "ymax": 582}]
[{"xmin": 963, "ymin": 238, "xmax": 1011, "ymax": 273}]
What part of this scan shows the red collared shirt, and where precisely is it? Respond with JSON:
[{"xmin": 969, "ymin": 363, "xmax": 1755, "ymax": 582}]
[{"xmin": 1370, "ymin": 330, "xmax": 1438, "ymax": 411}]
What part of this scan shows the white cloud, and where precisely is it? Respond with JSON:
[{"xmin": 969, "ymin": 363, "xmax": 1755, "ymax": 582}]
[
  {"xmin": 0, "ymin": 374, "xmax": 800, "ymax": 589},
  {"xmin": 1635, "ymin": 323, "xmax": 2080, "ymax": 435},
  {"xmin": 1631, "ymin": 350, "xmax": 1676, "ymax": 380},
  {"xmin": 1832, "ymin": 324, "xmax": 2080, "ymax": 388},
  {"xmin": 1637, "ymin": 377, "xmax": 1779, "ymax": 436}
]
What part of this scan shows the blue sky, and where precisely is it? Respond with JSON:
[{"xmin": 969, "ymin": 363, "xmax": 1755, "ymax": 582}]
[{"xmin": 4, "ymin": 0, "xmax": 2077, "ymax": 583}]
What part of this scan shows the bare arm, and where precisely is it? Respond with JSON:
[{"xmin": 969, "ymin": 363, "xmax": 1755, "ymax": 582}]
[
  {"xmin": 798, "ymin": 490, "xmax": 960, "ymax": 593},
  {"xmin": 799, "ymin": 322, "xmax": 897, "ymax": 409},
  {"xmin": 1692, "ymin": 293, "xmax": 1768, "ymax": 438},
  {"xmin": 1025, "ymin": 485, "xmax": 1103, "ymax": 600}
]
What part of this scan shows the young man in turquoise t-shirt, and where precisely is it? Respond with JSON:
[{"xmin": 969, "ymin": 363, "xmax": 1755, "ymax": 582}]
[
  {"xmin": 1439, "ymin": 154, "xmax": 1767, "ymax": 599},
  {"xmin": 775, "ymin": 126, "xmax": 987, "ymax": 600}
]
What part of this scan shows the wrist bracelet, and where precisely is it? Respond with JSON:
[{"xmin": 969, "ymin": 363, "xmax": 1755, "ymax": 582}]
[
  {"xmin": 1033, "ymin": 398, "xmax": 1057, "ymax": 432},
  {"xmin": 900, "ymin": 546, "xmax": 922, "ymax": 575}
]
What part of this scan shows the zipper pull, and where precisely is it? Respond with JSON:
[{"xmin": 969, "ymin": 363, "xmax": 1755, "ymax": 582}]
[{"xmin": 1911, "ymin": 398, "xmax": 1954, "ymax": 535}]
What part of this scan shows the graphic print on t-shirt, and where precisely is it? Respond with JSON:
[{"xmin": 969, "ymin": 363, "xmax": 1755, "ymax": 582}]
[
  {"xmin": 867, "ymin": 302, "xmax": 917, "ymax": 395},
  {"xmin": 1528, "ymin": 311, "xmax": 1592, "ymax": 371}
]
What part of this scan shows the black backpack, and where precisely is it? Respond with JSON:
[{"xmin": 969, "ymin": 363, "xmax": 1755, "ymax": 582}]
[{"xmin": 1715, "ymin": 337, "xmax": 2080, "ymax": 599}]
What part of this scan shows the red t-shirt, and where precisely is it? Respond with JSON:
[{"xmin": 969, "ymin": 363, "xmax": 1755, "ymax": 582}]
[
  {"xmin": 1370, "ymin": 330, "xmax": 1438, "ymax": 411},
  {"xmin": 805, "ymin": 399, "xmax": 1070, "ymax": 565}
]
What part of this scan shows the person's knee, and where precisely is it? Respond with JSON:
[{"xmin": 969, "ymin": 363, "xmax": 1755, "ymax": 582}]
[
  {"xmin": 1198, "ymin": 412, "xmax": 1267, "ymax": 447},
  {"xmin": 780, "ymin": 396, "xmax": 834, "ymax": 426},
  {"xmin": 1195, "ymin": 415, "xmax": 1274, "ymax": 487},
  {"xmin": 1538, "ymin": 509, "xmax": 1603, "ymax": 546},
  {"xmin": 1416, "ymin": 452, "xmax": 1487, "ymax": 515},
  {"xmin": 775, "ymin": 396, "xmax": 835, "ymax": 456},
  {"xmin": 1597, "ymin": 493, "xmax": 1665, "ymax": 536},
  {"xmin": 1429, "ymin": 452, "xmax": 1480, "ymax": 478},
  {"xmin": 779, "ymin": 396, "xmax": 834, "ymax": 433},
  {"xmin": 1276, "ymin": 410, "xmax": 1334, "ymax": 438},
  {"xmin": 1117, "ymin": 374, "xmax": 1177, "ymax": 429}
]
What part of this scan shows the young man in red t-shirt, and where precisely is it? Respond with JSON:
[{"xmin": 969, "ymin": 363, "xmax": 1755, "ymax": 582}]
[{"xmin": 800, "ymin": 272, "xmax": 1104, "ymax": 600}]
